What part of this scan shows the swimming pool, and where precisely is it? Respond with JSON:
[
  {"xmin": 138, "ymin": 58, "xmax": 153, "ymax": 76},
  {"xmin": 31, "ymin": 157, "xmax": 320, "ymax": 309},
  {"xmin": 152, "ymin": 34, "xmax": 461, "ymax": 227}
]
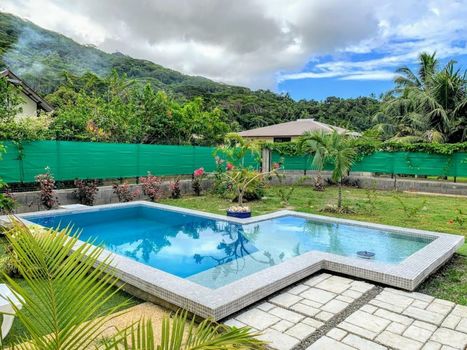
[
  {"xmin": 27, "ymin": 204, "xmax": 433, "ymax": 289},
  {"xmin": 19, "ymin": 202, "xmax": 464, "ymax": 319}
]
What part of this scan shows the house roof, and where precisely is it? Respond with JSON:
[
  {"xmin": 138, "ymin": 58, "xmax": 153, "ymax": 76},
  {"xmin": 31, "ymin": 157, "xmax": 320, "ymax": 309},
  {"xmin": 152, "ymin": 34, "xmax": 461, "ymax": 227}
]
[
  {"xmin": 1, "ymin": 68, "xmax": 54, "ymax": 112},
  {"xmin": 238, "ymin": 119, "xmax": 356, "ymax": 138}
]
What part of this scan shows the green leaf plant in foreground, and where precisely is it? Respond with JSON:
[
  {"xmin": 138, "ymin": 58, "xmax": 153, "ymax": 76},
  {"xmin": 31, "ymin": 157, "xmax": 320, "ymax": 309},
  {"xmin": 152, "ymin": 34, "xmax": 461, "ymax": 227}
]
[{"xmin": 0, "ymin": 219, "xmax": 265, "ymax": 349}]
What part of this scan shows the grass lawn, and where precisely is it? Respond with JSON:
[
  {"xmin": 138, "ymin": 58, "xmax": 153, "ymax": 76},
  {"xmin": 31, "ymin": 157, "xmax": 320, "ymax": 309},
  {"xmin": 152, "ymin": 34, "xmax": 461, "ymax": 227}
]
[
  {"xmin": 161, "ymin": 185, "xmax": 467, "ymax": 304},
  {"xmin": 161, "ymin": 185, "xmax": 467, "ymax": 236},
  {"xmin": 0, "ymin": 236, "xmax": 141, "ymax": 345}
]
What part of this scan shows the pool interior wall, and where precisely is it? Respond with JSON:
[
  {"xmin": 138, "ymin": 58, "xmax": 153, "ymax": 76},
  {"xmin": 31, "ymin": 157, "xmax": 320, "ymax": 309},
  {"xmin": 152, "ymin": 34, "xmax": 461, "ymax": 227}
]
[{"xmin": 14, "ymin": 201, "xmax": 464, "ymax": 320}]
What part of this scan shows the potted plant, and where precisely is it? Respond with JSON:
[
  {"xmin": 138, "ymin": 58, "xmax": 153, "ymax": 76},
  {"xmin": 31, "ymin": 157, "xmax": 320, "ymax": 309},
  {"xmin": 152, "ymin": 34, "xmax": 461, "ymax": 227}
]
[{"xmin": 215, "ymin": 133, "xmax": 279, "ymax": 218}]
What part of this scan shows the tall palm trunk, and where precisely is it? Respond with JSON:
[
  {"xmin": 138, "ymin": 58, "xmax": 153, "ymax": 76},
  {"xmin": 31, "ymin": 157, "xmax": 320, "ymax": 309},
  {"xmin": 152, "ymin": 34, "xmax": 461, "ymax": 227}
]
[{"xmin": 337, "ymin": 179, "xmax": 343, "ymax": 209}]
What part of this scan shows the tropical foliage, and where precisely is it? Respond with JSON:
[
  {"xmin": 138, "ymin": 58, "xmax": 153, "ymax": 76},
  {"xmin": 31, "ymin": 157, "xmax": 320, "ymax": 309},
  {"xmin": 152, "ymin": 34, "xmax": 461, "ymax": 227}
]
[
  {"xmin": 214, "ymin": 134, "xmax": 273, "ymax": 209},
  {"xmin": 299, "ymin": 131, "xmax": 357, "ymax": 210},
  {"xmin": 374, "ymin": 52, "xmax": 467, "ymax": 143},
  {"xmin": 0, "ymin": 220, "xmax": 264, "ymax": 349}
]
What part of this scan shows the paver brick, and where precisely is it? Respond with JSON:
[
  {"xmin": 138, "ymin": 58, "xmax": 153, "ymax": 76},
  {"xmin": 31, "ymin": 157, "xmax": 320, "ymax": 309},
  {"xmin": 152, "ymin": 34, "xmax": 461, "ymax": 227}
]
[
  {"xmin": 302, "ymin": 317, "xmax": 324, "ymax": 329},
  {"xmin": 286, "ymin": 323, "xmax": 316, "ymax": 340},
  {"xmin": 455, "ymin": 318, "xmax": 467, "ymax": 333},
  {"xmin": 451, "ymin": 304, "xmax": 467, "ymax": 318},
  {"xmin": 269, "ymin": 307, "xmax": 305, "ymax": 323},
  {"xmin": 403, "ymin": 306, "xmax": 445, "ymax": 325},
  {"xmin": 338, "ymin": 321, "xmax": 378, "ymax": 340},
  {"xmin": 306, "ymin": 336, "xmax": 355, "ymax": 350},
  {"xmin": 376, "ymin": 290, "xmax": 414, "ymax": 309},
  {"xmin": 270, "ymin": 293, "xmax": 303, "ymax": 308},
  {"xmin": 370, "ymin": 299, "xmax": 406, "ymax": 313},
  {"xmin": 421, "ymin": 341, "xmax": 442, "ymax": 350},
  {"xmin": 316, "ymin": 311, "xmax": 334, "ymax": 321},
  {"xmin": 376, "ymin": 331, "xmax": 424, "ymax": 350},
  {"xmin": 426, "ymin": 302, "xmax": 454, "ymax": 316},
  {"xmin": 413, "ymin": 320, "xmax": 438, "ymax": 332},
  {"xmin": 224, "ymin": 318, "xmax": 247, "ymax": 328},
  {"xmin": 374, "ymin": 308, "xmax": 414, "ymax": 325},
  {"xmin": 258, "ymin": 328, "xmax": 300, "ymax": 350},
  {"xmin": 320, "ymin": 299, "xmax": 349, "ymax": 314},
  {"xmin": 300, "ymin": 287, "xmax": 336, "ymax": 304},
  {"xmin": 327, "ymin": 328, "xmax": 348, "ymax": 341},
  {"xmin": 346, "ymin": 310, "xmax": 391, "ymax": 333},
  {"xmin": 386, "ymin": 321, "xmax": 408, "ymax": 335},
  {"xmin": 404, "ymin": 324, "xmax": 434, "ymax": 343},
  {"xmin": 430, "ymin": 327, "xmax": 467, "ymax": 348},
  {"xmin": 287, "ymin": 284, "xmax": 309, "ymax": 295},
  {"xmin": 257, "ymin": 302, "xmax": 275, "ymax": 312},
  {"xmin": 272, "ymin": 319, "xmax": 294, "ymax": 332},
  {"xmin": 290, "ymin": 302, "xmax": 320, "ymax": 317},
  {"xmin": 441, "ymin": 315, "xmax": 461, "ymax": 329},
  {"xmin": 235, "ymin": 308, "xmax": 280, "ymax": 330},
  {"xmin": 342, "ymin": 333, "xmax": 388, "ymax": 350},
  {"xmin": 360, "ymin": 304, "xmax": 377, "ymax": 314},
  {"xmin": 315, "ymin": 278, "xmax": 351, "ymax": 294}
]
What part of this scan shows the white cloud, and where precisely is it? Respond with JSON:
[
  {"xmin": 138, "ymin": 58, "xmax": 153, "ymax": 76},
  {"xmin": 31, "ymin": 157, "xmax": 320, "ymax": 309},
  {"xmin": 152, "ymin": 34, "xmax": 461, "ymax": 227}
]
[{"xmin": 1, "ymin": 0, "xmax": 466, "ymax": 88}]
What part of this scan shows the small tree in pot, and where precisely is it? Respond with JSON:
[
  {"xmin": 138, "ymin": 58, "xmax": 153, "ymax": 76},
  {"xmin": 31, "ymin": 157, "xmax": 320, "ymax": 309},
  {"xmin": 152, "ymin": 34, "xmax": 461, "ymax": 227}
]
[{"xmin": 215, "ymin": 133, "xmax": 279, "ymax": 218}]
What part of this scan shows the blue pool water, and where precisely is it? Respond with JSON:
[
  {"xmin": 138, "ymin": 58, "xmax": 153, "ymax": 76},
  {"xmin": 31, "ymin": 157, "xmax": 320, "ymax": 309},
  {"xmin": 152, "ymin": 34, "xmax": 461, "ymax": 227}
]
[{"xmin": 25, "ymin": 205, "xmax": 433, "ymax": 289}]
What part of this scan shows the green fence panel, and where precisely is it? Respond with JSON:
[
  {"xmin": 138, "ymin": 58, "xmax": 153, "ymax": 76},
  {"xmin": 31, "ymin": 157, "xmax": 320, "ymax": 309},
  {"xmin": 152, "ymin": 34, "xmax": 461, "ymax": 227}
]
[
  {"xmin": 275, "ymin": 151, "xmax": 467, "ymax": 177},
  {"xmin": 1, "ymin": 141, "xmax": 465, "ymax": 183},
  {"xmin": 0, "ymin": 141, "xmax": 261, "ymax": 183},
  {"xmin": 0, "ymin": 141, "xmax": 21, "ymax": 183}
]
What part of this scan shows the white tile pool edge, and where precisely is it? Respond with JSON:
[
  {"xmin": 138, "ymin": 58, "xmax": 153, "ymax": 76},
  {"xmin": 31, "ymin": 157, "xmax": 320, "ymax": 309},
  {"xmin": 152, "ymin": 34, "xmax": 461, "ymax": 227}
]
[{"xmin": 5, "ymin": 201, "xmax": 464, "ymax": 321}]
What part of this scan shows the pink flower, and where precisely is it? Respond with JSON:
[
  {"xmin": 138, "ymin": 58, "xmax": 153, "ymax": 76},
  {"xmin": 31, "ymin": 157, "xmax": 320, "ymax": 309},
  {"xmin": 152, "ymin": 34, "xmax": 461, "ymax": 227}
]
[
  {"xmin": 226, "ymin": 162, "xmax": 234, "ymax": 171},
  {"xmin": 194, "ymin": 167, "xmax": 205, "ymax": 177}
]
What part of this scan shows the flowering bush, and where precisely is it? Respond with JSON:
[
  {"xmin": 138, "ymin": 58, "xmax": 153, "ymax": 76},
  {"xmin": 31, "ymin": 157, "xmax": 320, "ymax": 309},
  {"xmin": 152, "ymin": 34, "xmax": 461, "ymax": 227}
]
[
  {"xmin": 74, "ymin": 179, "xmax": 99, "ymax": 206},
  {"xmin": 192, "ymin": 167, "xmax": 205, "ymax": 196},
  {"xmin": 35, "ymin": 167, "xmax": 59, "ymax": 210},
  {"xmin": 112, "ymin": 182, "xmax": 140, "ymax": 202},
  {"xmin": 140, "ymin": 172, "xmax": 162, "ymax": 202},
  {"xmin": 169, "ymin": 178, "xmax": 182, "ymax": 199}
]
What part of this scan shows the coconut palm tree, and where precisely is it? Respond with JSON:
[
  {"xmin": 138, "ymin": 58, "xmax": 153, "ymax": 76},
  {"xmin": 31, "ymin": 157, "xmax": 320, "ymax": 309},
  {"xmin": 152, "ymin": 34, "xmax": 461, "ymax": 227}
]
[
  {"xmin": 299, "ymin": 130, "xmax": 356, "ymax": 209},
  {"xmin": 0, "ymin": 220, "xmax": 264, "ymax": 349},
  {"xmin": 375, "ymin": 52, "xmax": 467, "ymax": 143}
]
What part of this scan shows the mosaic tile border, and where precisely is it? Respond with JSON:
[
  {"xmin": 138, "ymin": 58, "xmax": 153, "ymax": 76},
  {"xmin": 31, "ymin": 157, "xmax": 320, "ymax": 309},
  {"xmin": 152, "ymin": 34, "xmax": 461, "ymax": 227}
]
[{"xmin": 6, "ymin": 201, "xmax": 464, "ymax": 320}]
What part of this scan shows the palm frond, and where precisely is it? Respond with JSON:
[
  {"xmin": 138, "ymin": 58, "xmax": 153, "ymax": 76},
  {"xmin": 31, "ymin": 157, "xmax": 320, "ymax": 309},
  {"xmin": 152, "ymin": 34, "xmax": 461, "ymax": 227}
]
[{"xmin": 2, "ymin": 219, "xmax": 130, "ymax": 350}]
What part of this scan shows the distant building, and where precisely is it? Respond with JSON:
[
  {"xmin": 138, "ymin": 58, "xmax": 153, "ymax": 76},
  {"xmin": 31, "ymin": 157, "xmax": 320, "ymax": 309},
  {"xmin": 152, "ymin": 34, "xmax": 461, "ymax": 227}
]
[
  {"xmin": 1, "ymin": 68, "xmax": 54, "ymax": 118},
  {"xmin": 238, "ymin": 119, "xmax": 358, "ymax": 142}
]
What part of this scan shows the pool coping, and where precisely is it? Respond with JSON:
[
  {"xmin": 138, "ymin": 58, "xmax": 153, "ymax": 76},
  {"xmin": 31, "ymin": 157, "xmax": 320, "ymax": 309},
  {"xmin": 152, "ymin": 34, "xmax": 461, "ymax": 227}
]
[{"xmin": 5, "ymin": 201, "xmax": 464, "ymax": 321}]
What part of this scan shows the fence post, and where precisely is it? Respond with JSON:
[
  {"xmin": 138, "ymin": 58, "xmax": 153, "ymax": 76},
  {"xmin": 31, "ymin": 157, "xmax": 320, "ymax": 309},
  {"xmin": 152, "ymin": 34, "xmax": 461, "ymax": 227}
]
[{"xmin": 261, "ymin": 148, "xmax": 271, "ymax": 173}]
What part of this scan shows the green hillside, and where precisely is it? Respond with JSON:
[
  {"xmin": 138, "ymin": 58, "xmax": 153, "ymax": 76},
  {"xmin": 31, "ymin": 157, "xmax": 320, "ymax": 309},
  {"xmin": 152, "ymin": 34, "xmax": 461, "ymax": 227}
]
[{"xmin": 0, "ymin": 12, "xmax": 380, "ymax": 131}]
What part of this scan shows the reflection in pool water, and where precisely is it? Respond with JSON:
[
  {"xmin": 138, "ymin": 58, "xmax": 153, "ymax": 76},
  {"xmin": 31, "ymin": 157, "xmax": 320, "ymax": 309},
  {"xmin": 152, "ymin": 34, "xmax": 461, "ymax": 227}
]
[{"xmin": 26, "ymin": 205, "xmax": 433, "ymax": 289}]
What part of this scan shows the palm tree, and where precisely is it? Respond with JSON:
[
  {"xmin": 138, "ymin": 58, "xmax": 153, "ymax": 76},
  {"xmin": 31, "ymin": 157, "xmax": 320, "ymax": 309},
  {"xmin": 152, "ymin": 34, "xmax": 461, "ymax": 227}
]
[
  {"xmin": 375, "ymin": 52, "xmax": 467, "ymax": 143},
  {"xmin": 0, "ymin": 220, "xmax": 265, "ymax": 349},
  {"xmin": 299, "ymin": 130, "xmax": 356, "ymax": 209}
]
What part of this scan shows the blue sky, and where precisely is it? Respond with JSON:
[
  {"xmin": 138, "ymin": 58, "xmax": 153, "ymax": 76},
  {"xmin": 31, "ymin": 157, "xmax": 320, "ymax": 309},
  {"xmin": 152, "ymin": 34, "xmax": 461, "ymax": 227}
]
[
  {"xmin": 280, "ymin": 54, "xmax": 467, "ymax": 100},
  {"xmin": 2, "ymin": 0, "xmax": 467, "ymax": 101}
]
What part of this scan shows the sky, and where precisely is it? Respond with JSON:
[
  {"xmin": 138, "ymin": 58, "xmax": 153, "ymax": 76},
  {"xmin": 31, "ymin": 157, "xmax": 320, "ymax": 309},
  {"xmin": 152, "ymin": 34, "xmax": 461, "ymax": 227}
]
[{"xmin": 1, "ymin": 0, "xmax": 467, "ymax": 100}]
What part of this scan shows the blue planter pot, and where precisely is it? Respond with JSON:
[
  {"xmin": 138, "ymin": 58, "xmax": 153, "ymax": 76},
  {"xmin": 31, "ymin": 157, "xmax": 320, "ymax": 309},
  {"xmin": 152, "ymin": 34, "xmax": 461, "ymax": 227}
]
[{"xmin": 226, "ymin": 210, "xmax": 252, "ymax": 219}]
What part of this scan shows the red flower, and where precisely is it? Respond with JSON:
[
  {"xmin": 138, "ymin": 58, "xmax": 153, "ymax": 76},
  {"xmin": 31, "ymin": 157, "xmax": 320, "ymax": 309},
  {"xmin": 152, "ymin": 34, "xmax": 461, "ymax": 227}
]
[
  {"xmin": 226, "ymin": 162, "xmax": 234, "ymax": 170},
  {"xmin": 194, "ymin": 167, "xmax": 205, "ymax": 177}
]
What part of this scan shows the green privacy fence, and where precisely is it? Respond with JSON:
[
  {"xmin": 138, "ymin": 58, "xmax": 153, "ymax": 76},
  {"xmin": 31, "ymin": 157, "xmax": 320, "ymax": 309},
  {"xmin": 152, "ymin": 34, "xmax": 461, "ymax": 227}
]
[
  {"xmin": 272, "ymin": 151, "xmax": 467, "ymax": 177},
  {"xmin": 0, "ymin": 141, "xmax": 259, "ymax": 183}
]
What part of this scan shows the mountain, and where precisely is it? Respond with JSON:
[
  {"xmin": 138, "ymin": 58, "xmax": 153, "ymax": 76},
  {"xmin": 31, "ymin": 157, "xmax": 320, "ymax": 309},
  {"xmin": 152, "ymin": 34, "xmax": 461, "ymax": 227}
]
[
  {"xmin": 0, "ymin": 12, "xmax": 381, "ymax": 131},
  {"xmin": 0, "ymin": 12, "xmax": 239, "ymax": 97}
]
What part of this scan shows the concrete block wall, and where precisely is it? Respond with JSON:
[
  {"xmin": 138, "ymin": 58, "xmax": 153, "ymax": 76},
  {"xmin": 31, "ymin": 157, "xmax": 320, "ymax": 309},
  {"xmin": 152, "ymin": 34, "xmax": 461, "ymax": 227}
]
[{"xmin": 10, "ymin": 178, "xmax": 212, "ymax": 213}]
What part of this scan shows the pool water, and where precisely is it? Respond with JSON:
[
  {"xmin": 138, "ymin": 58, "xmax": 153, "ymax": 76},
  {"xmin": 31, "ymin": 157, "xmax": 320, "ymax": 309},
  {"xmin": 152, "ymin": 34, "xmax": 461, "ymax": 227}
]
[{"xmin": 26, "ymin": 205, "xmax": 433, "ymax": 289}]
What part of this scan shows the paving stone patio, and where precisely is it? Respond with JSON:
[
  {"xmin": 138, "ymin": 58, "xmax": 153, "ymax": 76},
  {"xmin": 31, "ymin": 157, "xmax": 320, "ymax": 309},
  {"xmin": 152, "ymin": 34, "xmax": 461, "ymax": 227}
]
[{"xmin": 223, "ymin": 273, "xmax": 467, "ymax": 350}]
